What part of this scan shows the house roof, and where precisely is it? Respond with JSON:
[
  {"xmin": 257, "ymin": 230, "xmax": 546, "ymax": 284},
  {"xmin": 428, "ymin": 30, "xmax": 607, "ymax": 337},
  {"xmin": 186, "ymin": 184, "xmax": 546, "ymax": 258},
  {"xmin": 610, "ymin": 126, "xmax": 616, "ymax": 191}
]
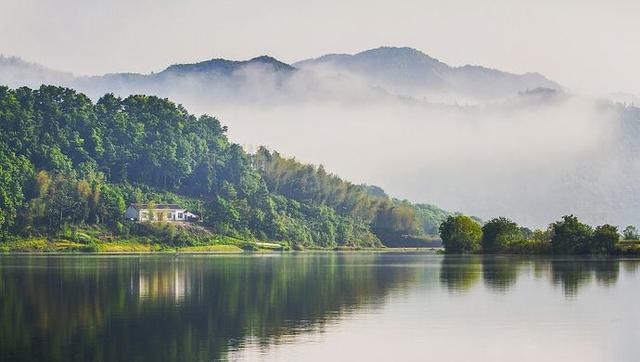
[{"xmin": 130, "ymin": 203, "xmax": 185, "ymax": 210}]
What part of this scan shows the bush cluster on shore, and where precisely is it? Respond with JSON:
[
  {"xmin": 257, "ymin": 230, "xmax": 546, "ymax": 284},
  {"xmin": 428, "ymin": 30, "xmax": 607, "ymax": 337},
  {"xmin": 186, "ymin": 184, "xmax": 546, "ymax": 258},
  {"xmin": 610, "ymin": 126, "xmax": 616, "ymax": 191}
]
[{"xmin": 439, "ymin": 214, "xmax": 639, "ymax": 255}]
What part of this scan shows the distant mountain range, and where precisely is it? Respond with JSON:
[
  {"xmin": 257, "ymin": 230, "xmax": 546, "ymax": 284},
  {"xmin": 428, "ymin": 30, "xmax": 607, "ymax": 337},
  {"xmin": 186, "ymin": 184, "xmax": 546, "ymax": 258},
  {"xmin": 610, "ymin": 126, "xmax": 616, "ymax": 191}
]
[
  {"xmin": 1, "ymin": 47, "xmax": 640, "ymax": 229},
  {"xmin": 295, "ymin": 47, "xmax": 560, "ymax": 101},
  {"xmin": 0, "ymin": 47, "xmax": 561, "ymax": 104}
]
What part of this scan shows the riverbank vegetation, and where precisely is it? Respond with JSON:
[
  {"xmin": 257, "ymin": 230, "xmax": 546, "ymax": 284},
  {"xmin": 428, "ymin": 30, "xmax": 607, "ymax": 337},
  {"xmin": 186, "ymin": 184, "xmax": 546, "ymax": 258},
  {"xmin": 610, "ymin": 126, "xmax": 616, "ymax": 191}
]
[
  {"xmin": 0, "ymin": 85, "xmax": 449, "ymax": 251},
  {"xmin": 439, "ymin": 214, "xmax": 640, "ymax": 255}
]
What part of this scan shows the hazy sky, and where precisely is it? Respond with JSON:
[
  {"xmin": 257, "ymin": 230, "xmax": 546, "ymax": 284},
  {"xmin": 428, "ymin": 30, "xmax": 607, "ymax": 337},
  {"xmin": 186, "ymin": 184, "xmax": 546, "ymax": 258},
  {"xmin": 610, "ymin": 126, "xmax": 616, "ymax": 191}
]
[{"xmin": 1, "ymin": 0, "xmax": 639, "ymax": 96}]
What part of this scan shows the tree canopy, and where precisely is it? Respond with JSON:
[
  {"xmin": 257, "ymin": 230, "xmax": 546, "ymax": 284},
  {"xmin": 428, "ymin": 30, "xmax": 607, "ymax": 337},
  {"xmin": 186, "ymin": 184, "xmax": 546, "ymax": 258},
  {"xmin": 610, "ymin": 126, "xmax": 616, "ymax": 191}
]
[
  {"xmin": 481, "ymin": 217, "xmax": 523, "ymax": 253},
  {"xmin": 551, "ymin": 215, "xmax": 594, "ymax": 254},
  {"xmin": 439, "ymin": 215, "xmax": 482, "ymax": 253}
]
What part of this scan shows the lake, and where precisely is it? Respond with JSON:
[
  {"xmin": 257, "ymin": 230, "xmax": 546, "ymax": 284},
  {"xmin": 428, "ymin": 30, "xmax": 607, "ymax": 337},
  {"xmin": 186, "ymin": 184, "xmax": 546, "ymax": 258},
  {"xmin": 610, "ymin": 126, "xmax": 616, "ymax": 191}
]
[{"xmin": 1, "ymin": 253, "xmax": 639, "ymax": 361}]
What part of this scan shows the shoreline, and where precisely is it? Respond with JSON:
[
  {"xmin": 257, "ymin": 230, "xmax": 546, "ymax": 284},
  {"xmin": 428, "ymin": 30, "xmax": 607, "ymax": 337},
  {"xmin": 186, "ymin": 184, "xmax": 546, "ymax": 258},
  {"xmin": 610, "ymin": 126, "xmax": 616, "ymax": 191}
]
[{"xmin": 0, "ymin": 237, "xmax": 443, "ymax": 254}]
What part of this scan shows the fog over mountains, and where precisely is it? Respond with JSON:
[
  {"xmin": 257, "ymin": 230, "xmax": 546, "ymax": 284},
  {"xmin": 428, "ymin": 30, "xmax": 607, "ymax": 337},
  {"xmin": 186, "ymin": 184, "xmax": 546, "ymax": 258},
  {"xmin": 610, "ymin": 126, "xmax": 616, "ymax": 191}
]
[
  {"xmin": 1, "ymin": 47, "xmax": 639, "ymax": 228},
  {"xmin": 295, "ymin": 47, "xmax": 560, "ymax": 102},
  {"xmin": 0, "ymin": 47, "xmax": 560, "ymax": 105}
]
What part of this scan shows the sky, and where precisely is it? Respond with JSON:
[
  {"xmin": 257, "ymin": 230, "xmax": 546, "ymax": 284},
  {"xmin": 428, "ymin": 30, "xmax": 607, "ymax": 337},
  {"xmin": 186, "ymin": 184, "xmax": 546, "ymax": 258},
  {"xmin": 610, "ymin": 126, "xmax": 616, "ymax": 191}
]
[{"xmin": 1, "ymin": 0, "xmax": 639, "ymax": 97}]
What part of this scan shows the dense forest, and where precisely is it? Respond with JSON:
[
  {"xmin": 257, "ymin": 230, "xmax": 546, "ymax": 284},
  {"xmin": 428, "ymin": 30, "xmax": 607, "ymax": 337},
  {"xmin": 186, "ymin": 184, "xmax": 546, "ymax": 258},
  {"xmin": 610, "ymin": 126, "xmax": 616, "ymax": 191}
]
[{"xmin": 0, "ymin": 85, "xmax": 449, "ymax": 249}]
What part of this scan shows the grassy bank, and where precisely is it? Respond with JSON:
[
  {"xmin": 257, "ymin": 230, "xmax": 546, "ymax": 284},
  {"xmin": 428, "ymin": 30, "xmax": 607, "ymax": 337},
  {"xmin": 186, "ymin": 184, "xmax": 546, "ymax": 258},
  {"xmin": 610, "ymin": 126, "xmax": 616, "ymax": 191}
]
[
  {"xmin": 0, "ymin": 237, "xmax": 246, "ymax": 253},
  {"xmin": 0, "ymin": 223, "xmax": 255, "ymax": 253},
  {"xmin": 0, "ymin": 223, "xmax": 450, "ymax": 254}
]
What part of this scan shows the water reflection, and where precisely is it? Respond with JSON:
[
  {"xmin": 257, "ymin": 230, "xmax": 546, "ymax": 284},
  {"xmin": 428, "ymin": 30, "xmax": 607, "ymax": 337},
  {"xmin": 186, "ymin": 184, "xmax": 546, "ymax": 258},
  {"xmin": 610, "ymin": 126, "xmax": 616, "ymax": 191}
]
[
  {"xmin": 1, "ymin": 254, "xmax": 639, "ymax": 362},
  {"xmin": 546, "ymin": 259, "xmax": 623, "ymax": 297},
  {"xmin": 482, "ymin": 256, "xmax": 521, "ymax": 292},
  {"xmin": 438, "ymin": 255, "xmax": 482, "ymax": 292},
  {"xmin": 436, "ymin": 256, "xmax": 627, "ymax": 297},
  {"xmin": 134, "ymin": 262, "xmax": 188, "ymax": 302},
  {"xmin": 0, "ymin": 254, "xmax": 420, "ymax": 362}
]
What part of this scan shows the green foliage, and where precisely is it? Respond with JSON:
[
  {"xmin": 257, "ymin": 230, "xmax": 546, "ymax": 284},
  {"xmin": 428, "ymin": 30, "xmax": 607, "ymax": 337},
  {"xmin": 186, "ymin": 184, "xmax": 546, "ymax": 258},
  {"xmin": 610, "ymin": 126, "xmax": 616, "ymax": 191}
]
[
  {"xmin": 253, "ymin": 147, "xmax": 448, "ymax": 242},
  {"xmin": 481, "ymin": 217, "xmax": 523, "ymax": 253},
  {"xmin": 551, "ymin": 215, "xmax": 594, "ymax": 254},
  {"xmin": 469, "ymin": 216, "xmax": 625, "ymax": 256},
  {"xmin": 616, "ymin": 240, "xmax": 640, "ymax": 255},
  {"xmin": 239, "ymin": 241, "xmax": 259, "ymax": 251},
  {"xmin": 439, "ymin": 215, "xmax": 482, "ymax": 253},
  {"xmin": 622, "ymin": 225, "xmax": 639, "ymax": 240},
  {"xmin": 591, "ymin": 224, "xmax": 619, "ymax": 254},
  {"xmin": 0, "ymin": 85, "xmax": 634, "ymax": 255},
  {"xmin": 551, "ymin": 215, "xmax": 620, "ymax": 254},
  {"xmin": 413, "ymin": 203, "xmax": 452, "ymax": 235},
  {"xmin": 0, "ymin": 85, "xmax": 393, "ymax": 248},
  {"xmin": 505, "ymin": 238, "xmax": 551, "ymax": 254},
  {"xmin": 360, "ymin": 184, "xmax": 387, "ymax": 197},
  {"xmin": 0, "ymin": 145, "xmax": 32, "ymax": 238}
]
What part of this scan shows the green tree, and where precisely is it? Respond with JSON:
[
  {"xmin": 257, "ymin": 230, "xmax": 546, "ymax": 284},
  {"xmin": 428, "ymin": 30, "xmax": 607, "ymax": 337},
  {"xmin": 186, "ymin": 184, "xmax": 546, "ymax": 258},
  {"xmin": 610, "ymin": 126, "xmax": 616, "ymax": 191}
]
[
  {"xmin": 551, "ymin": 215, "xmax": 593, "ymax": 254},
  {"xmin": 591, "ymin": 224, "xmax": 619, "ymax": 254},
  {"xmin": 622, "ymin": 225, "xmax": 639, "ymax": 240},
  {"xmin": 439, "ymin": 215, "xmax": 482, "ymax": 253},
  {"xmin": 481, "ymin": 217, "xmax": 523, "ymax": 252},
  {"xmin": 0, "ymin": 148, "xmax": 33, "ymax": 237},
  {"xmin": 97, "ymin": 184, "xmax": 125, "ymax": 225}
]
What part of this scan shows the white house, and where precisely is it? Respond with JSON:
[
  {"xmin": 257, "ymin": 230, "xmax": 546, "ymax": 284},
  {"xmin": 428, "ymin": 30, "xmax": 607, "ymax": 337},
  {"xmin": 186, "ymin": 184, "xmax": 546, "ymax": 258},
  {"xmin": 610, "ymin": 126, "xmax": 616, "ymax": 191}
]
[
  {"xmin": 183, "ymin": 211, "xmax": 200, "ymax": 221},
  {"xmin": 125, "ymin": 203, "xmax": 189, "ymax": 222}
]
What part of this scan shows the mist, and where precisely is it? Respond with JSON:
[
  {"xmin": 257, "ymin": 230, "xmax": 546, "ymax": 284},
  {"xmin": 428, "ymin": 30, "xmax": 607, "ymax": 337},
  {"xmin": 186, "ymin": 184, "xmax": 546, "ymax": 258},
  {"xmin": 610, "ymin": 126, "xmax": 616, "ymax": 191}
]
[
  {"xmin": 1, "ymin": 56, "xmax": 638, "ymax": 229},
  {"xmin": 209, "ymin": 89, "xmax": 627, "ymax": 229}
]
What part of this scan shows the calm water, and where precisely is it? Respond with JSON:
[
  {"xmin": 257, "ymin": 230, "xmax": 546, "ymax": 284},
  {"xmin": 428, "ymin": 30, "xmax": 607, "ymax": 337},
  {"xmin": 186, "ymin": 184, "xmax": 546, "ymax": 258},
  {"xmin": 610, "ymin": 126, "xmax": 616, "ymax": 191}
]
[{"xmin": 1, "ymin": 253, "xmax": 639, "ymax": 362}]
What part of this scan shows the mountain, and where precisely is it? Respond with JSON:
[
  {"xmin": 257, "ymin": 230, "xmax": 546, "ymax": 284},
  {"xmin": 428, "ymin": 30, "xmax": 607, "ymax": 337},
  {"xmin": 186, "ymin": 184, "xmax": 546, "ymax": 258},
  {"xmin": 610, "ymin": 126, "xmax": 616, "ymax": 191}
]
[
  {"xmin": 0, "ymin": 48, "xmax": 561, "ymax": 104},
  {"xmin": 0, "ymin": 55, "xmax": 299, "ymax": 105},
  {"xmin": 0, "ymin": 56, "xmax": 73, "ymax": 88},
  {"xmin": 294, "ymin": 46, "xmax": 561, "ymax": 101},
  {"xmin": 5, "ymin": 49, "xmax": 640, "ymax": 229},
  {"xmin": 73, "ymin": 55, "xmax": 298, "ymax": 103},
  {"xmin": 160, "ymin": 55, "xmax": 295, "ymax": 75}
]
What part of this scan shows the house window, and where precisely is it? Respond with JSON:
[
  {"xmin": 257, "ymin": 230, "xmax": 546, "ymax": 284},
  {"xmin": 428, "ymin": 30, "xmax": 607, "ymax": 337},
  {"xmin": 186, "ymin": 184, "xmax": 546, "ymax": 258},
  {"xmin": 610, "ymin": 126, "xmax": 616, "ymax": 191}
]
[{"xmin": 178, "ymin": 212, "xmax": 183, "ymax": 219}]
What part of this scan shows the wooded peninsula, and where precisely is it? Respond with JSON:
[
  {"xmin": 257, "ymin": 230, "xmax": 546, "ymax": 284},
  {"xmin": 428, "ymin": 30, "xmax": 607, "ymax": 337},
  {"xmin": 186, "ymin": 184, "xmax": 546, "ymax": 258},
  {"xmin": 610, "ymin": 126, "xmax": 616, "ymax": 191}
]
[{"xmin": 0, "ymin": 85, "xmax": 448, "ymax": 252}]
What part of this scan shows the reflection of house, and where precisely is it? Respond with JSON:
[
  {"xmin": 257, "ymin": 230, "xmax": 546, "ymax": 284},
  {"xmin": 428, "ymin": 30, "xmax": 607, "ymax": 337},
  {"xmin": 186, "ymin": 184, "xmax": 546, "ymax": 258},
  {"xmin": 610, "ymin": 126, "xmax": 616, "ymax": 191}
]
[
  {"xmin": 125, "ymin": 203, "xmax": 194, "ymax": 222},
  {"xmin": 132, "ymin": 264, "xmax": 188, "ymax": 302}
]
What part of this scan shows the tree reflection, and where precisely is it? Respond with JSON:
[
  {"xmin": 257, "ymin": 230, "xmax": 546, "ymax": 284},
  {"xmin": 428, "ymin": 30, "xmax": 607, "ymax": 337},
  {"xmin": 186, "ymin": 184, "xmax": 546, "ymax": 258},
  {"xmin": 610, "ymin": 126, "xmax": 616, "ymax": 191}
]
[
  {"xmin": 441, "ymin": 256, "xmax": 633, "ymax": 297},
  {"xmin": 0, "ymin": 254, "xmax": 418, "ymax": 362},
  {"xmin": 551, "ymin": 259, "xmax": 593, "ymax": 297},
  {"xmin": 2, "ymin": 254, "xmax": 639, "ymax": 362},
  {"xmin": 550, "ymin": 258, "xmax": 622, "ymax": 297},
  {"xmin": 482, "ymin": 256, "xmax": 521, "ymax": 292},
  {"xmin": 593, "ymin": 260, "xmax": 620, "ymax": 286},
  {"xmin": 439, "ymin": 255, "xmax": 482, "ymax": 292},
  {"xmin": 622, "ymin": 259, "xmax": 640, "ymax": 275}
]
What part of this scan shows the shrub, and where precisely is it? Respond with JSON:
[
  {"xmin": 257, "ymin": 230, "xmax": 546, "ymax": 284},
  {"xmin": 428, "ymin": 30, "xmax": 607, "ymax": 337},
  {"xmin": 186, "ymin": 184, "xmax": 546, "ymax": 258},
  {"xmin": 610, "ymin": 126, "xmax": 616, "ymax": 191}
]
[
  {"xmin": 439, "ymin": 215, "xmax": 482, "ymax": 253},
  {"xmin": 591, "ymin": 224, "xmax": 619, "ymax": 254},
  {"xmin": 481, "ymin": 217, "xmax": 523, "ymax": 253},
  {"xmin": 239, "ymin": 241, "xmax": 258, "ymax": 251},
  {"xmin": 551, "ymin": 215, "xmax": 593, "ymax": 254},
  {"xmin": 81, "ymin": 242, "xmax": 99, "ymax": 252},
  {"xmin": 622, "ymin": 225, "xmax": 639, "ymax": 240}
]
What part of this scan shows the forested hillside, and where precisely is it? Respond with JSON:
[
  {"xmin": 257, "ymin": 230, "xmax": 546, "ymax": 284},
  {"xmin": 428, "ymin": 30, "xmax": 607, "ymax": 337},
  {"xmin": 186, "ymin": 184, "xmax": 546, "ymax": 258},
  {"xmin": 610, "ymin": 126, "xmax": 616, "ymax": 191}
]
[
  {"xmin": 0, "ymin": 85, "xmax": 447, "ymax": 248},
  {"xmin": 253, "ymin": 149, "xmax": 449, "ymax": 238}
]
